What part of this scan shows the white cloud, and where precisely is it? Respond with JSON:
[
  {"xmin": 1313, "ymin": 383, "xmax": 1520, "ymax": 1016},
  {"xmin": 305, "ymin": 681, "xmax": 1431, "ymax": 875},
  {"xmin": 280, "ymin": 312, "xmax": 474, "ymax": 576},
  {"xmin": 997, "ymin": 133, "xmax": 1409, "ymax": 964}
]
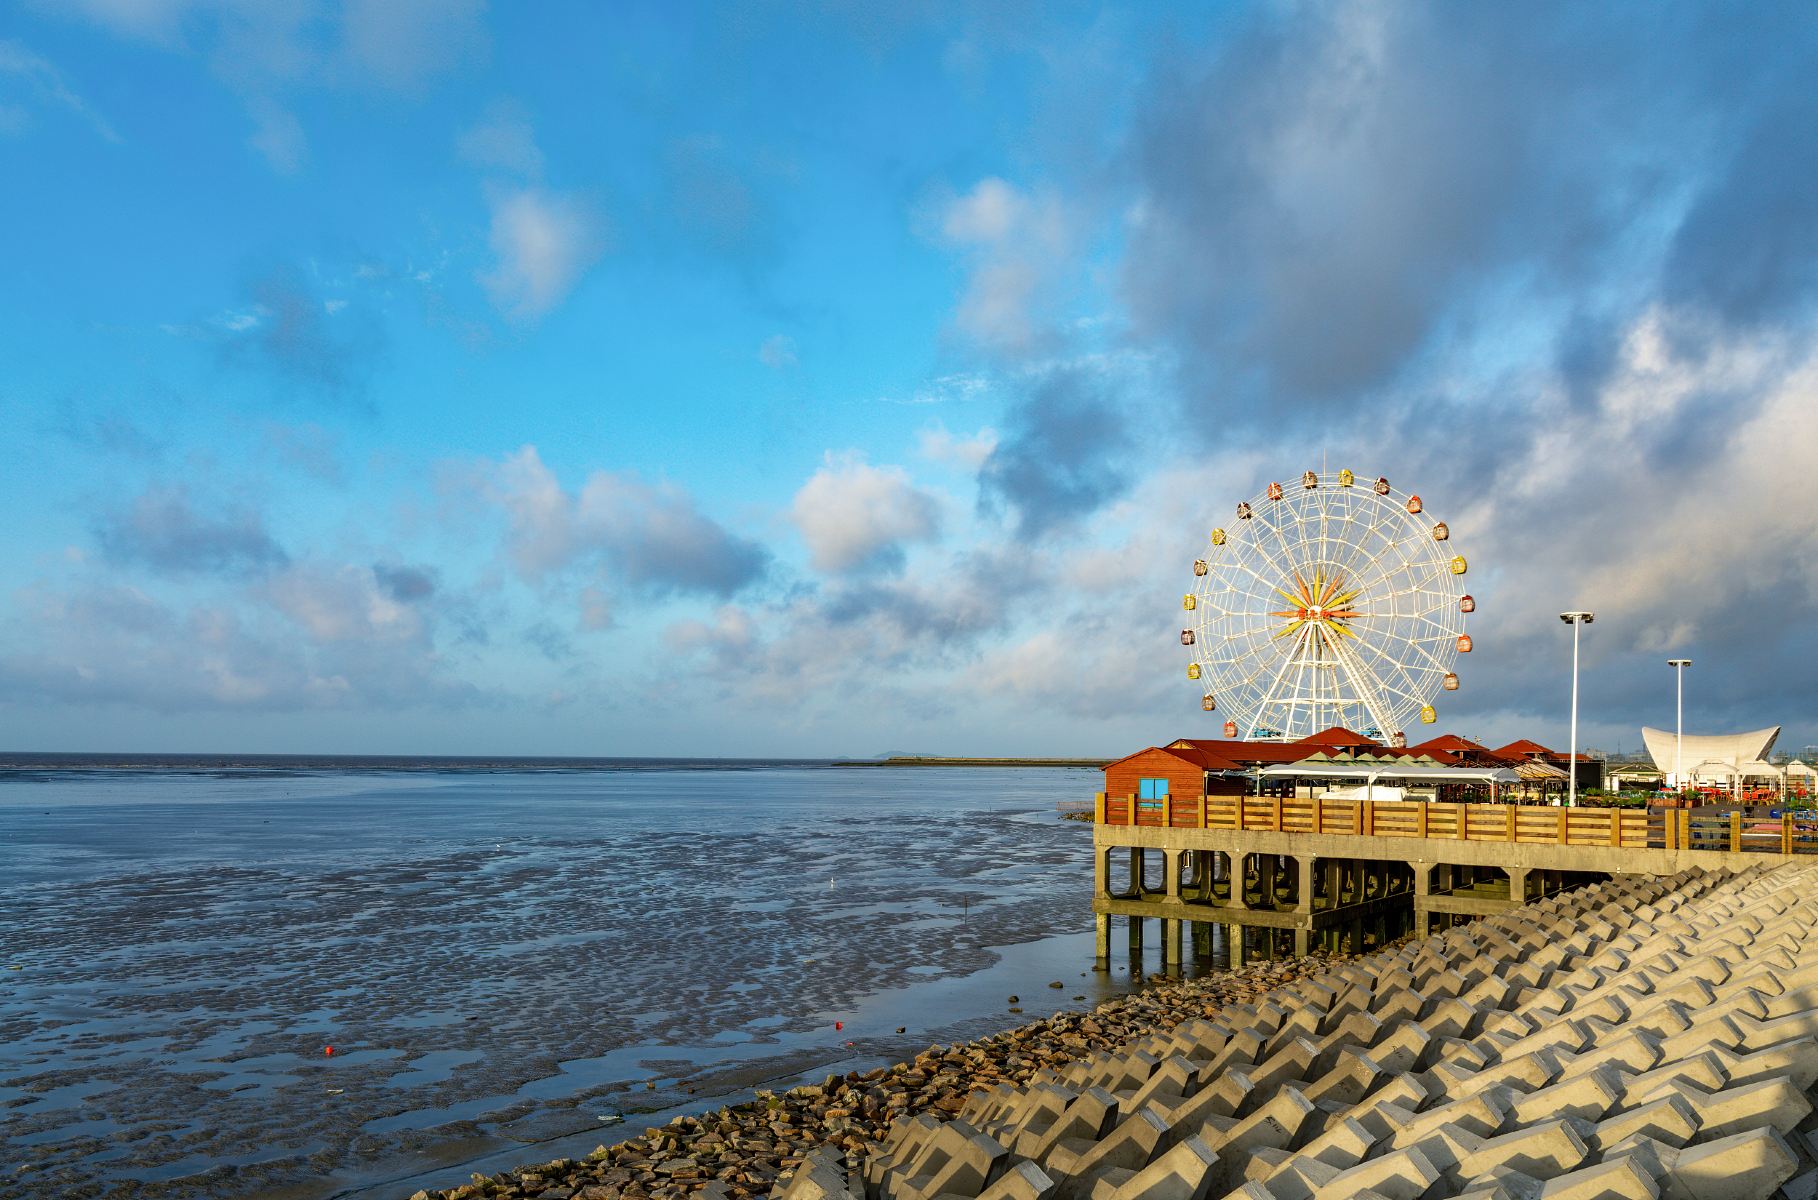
[
  {"xmin": 477, "ymin": 445, "xmax": 768, "ymax": 596},
  {"xmin": 882, "ymin": 372, "xmax": 992, "ymax": 406},
  {"xmin": 941, "ymin": 177, "xmax": 1023, "ymax": 243},
  {"xmin": 265, "ymin": 563, "xmax": 424, "ymax": 645},
  {"xmin": 933, "ymin": 178, "xmax": 1070, "ymax": 351},
  {"xmin": 480, "ymin": 188, "xmax": 606, "ymax": 320},
  {"xmin": 458, "ymin": 100, "xmax": 543, "ymax": 177},
  {"xmin": 758, "ymin": 334, "xmax": 797, "ymax": 369},
  {"xmin": 245, "ymin": 99, "xmax": 303, "ymax": 171},
  {"xmin": 578, "ymin": 585, "xmax": 612, "ymax": 631},
  {"xmin": 790, "ymin": 453, "xmax": 942, "ymax": 573},
  {"xmin": 339, "ymin": 0, "xmax": 486, "ymax": 93},
  {"xmin": 0, "ymin": 39, "xmax": 119, "ymax": 142},
  {"xmin": 917, "ymin": 423, "xmax": 998, "ymax": 470},
  {"xmin": 44, "ymin": 0, "xmax": 485, "ymax": 171}
]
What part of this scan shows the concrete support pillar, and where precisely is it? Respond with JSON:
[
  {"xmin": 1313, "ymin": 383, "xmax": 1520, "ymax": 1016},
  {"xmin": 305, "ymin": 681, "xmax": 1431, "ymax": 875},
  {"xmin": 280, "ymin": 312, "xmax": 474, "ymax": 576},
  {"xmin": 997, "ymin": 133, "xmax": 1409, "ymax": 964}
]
[
  {"xmin": 1129, "ymin": 846, "xmax": 1143, "ymax": 895},
  {"xmin": 1229, "ymin": 923, "xmax": 1246, "ymax": 968},
  {"xmin": 1093, "ymin": 846, "xmax": 1108, "ymax": 898},
  {"xmin": 1229, "ymin": 855, "xmax": 1248, "ymax": 910},
  {"xmin": 1414, "ymin": 865, "xmax": 1432, "ymax": 939},
  {"xmin": 1296, "ymin": 857, "xmax": 1315, "ymax": 914},
  {"xmin": 1509, "ymin": 866, "xmax": 1529, "ymax": 906},
  {"xmin": 1163, "ymin": 918, "xmax": 1182, "ymax": 970},
  {"xmin": 1094, "ymin": 913, "xmax": 1109, "ymax": 967},
  {"xmin": 1128, "ymin": 914, "xmax": 1144, "ymax": 948},
  {"xmin": 1164, "ymin": 850, "xmax": 1181, "ymax": 899},
  {"xmin": 1293, "ymin": 924, "xmax": 1310, "ymax": 956}
]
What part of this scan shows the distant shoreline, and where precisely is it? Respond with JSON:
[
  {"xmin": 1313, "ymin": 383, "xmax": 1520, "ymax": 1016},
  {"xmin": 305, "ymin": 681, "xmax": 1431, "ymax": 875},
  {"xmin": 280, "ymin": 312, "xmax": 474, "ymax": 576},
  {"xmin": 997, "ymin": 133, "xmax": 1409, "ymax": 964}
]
[
  {"xmin": 838, "ymin": 756, "xmax": 1109, "ymax": 768},
  {"xmin": 0, "ymin": 752, "xmax": 1108, "ymax": 774}
]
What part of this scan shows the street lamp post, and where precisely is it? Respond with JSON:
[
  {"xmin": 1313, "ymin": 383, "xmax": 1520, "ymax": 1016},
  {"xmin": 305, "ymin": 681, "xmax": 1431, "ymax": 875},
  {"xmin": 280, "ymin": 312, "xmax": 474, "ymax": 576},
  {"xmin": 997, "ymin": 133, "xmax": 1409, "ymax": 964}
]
[
  {"xmin": 1667, "ymin": 658, "xmax": 1691, "ymax": 791},
  {"xmin": 1559, "ymin": 612, "xmax": 1595, "ymax": 807}
]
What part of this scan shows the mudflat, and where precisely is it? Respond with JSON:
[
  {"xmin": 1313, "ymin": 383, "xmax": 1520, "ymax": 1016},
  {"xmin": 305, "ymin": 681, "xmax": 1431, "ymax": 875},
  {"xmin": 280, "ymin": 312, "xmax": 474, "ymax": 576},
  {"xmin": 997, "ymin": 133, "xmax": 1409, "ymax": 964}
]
[{"xmin": 0, "ymin": 763, "xmax": 1155, "ymax": 1199}]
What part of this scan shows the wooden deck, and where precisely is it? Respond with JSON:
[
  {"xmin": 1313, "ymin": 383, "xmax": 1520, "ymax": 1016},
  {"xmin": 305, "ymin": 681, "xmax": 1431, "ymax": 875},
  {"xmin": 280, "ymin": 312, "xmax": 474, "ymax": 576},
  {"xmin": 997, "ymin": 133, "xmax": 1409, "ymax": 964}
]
[{"xmin": 1096, "ymin": 794, "xmax": 1816, "ymax": 856}]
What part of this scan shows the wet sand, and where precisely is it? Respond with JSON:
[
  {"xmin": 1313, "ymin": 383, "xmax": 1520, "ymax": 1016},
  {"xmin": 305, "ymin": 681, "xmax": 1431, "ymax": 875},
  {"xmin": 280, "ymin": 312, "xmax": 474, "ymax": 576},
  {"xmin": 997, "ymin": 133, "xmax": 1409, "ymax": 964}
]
[{"xmin": 0, "ymin": 765, "xmax": 1164, "ymax": 1199}]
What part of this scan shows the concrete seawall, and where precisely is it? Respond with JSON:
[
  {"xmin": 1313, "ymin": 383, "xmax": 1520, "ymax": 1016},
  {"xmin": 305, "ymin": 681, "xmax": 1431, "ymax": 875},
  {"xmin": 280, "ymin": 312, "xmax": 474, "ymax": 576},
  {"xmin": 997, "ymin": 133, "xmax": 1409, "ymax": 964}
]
[{"xmin": 789, "ymin": 861, "xmax": 1818, "ymax": 1200}]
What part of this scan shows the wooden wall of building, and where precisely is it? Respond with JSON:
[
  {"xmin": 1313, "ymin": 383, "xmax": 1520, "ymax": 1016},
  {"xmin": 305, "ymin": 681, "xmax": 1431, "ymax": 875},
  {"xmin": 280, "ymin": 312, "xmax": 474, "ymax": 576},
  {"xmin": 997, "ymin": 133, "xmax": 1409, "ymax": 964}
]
[{"xmin": 1103, "ymin": 748, "xmax": 1207, "ymax": 800}]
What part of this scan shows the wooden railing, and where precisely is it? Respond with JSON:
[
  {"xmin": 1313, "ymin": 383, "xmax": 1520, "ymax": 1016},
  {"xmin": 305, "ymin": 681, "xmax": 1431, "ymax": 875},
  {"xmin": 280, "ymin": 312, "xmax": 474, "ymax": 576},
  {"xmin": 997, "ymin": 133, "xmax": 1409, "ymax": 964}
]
[{"xmin": 1092, "ymin": 793, "xmax": 1818, "ymax": 855}]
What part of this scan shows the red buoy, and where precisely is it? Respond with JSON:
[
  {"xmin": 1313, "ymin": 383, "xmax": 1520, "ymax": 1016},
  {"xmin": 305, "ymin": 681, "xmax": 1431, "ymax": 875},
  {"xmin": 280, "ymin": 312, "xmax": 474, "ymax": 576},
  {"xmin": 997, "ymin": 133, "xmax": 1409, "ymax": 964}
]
[
  {"xmin": 834, "ymin": 1021, "xmax": 843, "ymax": 1031},
  {"xmin": 324, "ymin": 1046, "xmax": 335, "ymax": 1057}
]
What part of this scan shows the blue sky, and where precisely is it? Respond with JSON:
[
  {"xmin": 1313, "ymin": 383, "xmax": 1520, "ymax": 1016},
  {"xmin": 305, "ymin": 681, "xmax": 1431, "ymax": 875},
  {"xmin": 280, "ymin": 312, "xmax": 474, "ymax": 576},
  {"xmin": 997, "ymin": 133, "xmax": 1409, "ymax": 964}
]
[{"xmin": 4, "ymin": 2, "xmax": 1818, "ymax": 758}]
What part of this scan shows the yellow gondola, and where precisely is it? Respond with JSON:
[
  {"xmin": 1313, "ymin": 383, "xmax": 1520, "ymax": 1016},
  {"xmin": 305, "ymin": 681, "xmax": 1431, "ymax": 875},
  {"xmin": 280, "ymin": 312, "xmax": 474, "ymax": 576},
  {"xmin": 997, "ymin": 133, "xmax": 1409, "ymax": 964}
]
[
  {"xmin": 1419, "ymin": 705, "xmax": 1437, "ymax": 724},
  {"xmin": 1210, "ymin": 527, "xmax": 1227, "ymax": 545},
  {"xmin": 1449, "ymin": 555, "xmax": 1467, "ymax": 575},
  {"xmin": 1338, "ymin": 468, "xmax": 1354, "ymax": 487},
  {"xmin": 1183, "ymin": 594, "xmax": 1197, "ymax": 611},
  {"xmin": 1187, "ymin": 662, "xmax": 1201, "ymax": 679}
]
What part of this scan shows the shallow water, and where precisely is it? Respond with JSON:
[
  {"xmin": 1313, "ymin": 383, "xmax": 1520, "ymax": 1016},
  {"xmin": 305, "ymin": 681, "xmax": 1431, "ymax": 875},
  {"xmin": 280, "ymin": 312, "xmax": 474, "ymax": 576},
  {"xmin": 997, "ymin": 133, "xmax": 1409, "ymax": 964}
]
[{"xmin": 0, "ymin": 764, "xmax": 1187, "ymax": 1199}]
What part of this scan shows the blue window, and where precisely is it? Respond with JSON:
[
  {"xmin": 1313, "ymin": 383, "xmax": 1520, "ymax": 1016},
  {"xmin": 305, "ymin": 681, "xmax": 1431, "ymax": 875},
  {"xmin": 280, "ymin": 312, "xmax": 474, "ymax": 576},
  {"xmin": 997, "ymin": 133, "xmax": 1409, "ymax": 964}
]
[{"xmin": 1138, "ymin": 778, "xmax": 1170, "ymax": 800}]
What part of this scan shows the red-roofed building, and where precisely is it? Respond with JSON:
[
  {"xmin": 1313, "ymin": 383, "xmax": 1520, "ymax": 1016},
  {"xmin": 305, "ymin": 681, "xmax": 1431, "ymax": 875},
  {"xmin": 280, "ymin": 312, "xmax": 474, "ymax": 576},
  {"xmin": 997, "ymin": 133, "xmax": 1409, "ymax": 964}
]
[
  {"xmin": 1295, "ymin": 726, "xmax": 1384, "ymax": 752},
  {"xmin": 1493, "ymin": 739, "xmax": 1602, "ymax": 790},
  {"xmin": 1405, "ymin": 735, "xmax": 1511, "ymax": 767}
]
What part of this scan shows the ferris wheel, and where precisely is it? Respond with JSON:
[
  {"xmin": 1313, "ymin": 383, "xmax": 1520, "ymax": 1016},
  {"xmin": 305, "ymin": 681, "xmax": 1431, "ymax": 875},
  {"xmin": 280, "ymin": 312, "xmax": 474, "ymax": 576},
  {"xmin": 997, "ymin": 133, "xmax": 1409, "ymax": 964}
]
[{"xmin": 1182, "ymin": 469, "xmax": 1474, "ymax": 745}]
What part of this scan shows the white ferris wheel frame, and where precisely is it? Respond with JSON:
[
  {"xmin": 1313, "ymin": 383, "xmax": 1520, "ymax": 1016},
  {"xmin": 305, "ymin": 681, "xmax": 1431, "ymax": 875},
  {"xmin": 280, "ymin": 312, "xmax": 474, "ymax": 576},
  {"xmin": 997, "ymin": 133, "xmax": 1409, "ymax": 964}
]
[{"xmin": 1186, "ymin": 470, "xmax": 1468, "ymax": 741}]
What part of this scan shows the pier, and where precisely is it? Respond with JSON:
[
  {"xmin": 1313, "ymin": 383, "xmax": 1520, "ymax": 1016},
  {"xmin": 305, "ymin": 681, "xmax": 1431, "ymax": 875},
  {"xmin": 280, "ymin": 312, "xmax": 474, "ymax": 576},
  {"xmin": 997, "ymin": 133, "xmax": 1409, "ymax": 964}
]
[{"xmin": 1091, "ymin": 793, "xmax": 1818, "ymax": 968}]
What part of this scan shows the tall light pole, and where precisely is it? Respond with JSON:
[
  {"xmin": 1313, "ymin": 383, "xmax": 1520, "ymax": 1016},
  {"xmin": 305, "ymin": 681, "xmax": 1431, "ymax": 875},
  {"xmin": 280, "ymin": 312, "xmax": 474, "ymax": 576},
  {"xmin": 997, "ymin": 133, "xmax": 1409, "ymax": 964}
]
[
  {"xmin": 1560, "ymin": 612, "xmax": 1595, "ymax": 807},
  {"xmin": 1667, "ymin": 658, "xmax": 1691, "ymax": 791}
]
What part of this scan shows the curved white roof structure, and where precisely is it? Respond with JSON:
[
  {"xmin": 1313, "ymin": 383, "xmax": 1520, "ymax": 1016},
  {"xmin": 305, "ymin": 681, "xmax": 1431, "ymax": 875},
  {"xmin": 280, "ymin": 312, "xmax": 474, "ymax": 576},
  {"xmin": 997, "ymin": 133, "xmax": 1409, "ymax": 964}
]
[{"xmin": 1641, "ymin": 725, "xmax": 1780, "ymax": 783}]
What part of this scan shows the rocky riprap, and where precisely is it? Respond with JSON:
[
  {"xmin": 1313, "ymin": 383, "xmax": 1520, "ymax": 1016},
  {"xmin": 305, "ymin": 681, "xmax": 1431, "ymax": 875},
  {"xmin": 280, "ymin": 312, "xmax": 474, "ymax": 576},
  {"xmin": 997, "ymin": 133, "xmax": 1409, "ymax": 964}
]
[{"xmin": 404, "ymin": 958, "xmax": 1339, "ymax": 1200}]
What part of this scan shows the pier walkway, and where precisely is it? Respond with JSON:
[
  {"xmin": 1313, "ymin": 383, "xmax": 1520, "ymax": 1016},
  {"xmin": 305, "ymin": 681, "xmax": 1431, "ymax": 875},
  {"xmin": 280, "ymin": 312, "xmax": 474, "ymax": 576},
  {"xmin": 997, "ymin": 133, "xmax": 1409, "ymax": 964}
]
[{"xmin": 1092, "ymin": 794, "xmax": 1817, "ymax": 966}]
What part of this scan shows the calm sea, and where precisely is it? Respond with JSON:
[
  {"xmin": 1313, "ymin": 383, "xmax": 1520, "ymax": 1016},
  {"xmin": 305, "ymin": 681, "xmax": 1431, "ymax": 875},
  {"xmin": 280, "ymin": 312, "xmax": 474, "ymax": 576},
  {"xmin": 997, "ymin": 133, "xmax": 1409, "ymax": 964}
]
[{"xmin": 0, "ymin": 758, "xmax": 1178, "ymax": 1200}]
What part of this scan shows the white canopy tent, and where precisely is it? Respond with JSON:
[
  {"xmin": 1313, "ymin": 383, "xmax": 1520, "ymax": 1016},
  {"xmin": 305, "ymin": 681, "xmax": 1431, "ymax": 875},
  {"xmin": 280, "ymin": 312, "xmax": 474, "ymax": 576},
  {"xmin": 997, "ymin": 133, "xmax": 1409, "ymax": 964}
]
[
  {"xmin": 1642, "ymin": 725, "xmax": 1781, "ymax": 792},
  {"xmin": 1258, "ymin": 761, "xmax": 1521, "ymax": 803}
]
